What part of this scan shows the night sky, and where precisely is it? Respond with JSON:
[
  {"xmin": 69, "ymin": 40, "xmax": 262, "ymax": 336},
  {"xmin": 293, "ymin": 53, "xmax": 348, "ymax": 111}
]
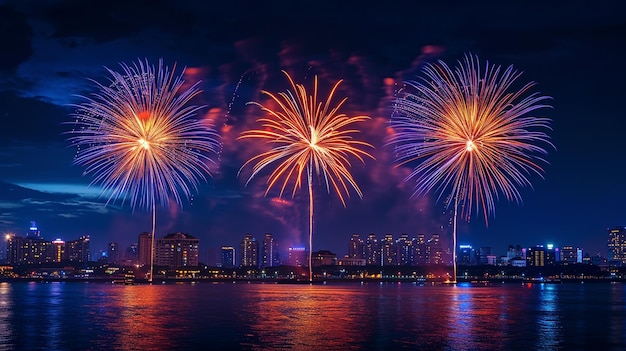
[{"xmin": 0, "ymin": 0, "xmax": 624, "ymax": 261}]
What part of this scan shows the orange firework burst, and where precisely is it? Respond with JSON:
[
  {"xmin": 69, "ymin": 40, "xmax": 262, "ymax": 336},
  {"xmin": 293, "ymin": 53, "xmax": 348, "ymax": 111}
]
[
  {"xmin": 388, "ymin": 54, "xmax": 553, "ymax": 282},
  {"xmin": 239, "ymin": 71, "xmax": 374, "ymax": 281}
]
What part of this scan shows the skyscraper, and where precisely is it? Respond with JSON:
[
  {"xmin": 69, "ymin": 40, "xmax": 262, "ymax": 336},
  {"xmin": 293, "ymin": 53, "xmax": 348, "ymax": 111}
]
[
  {"xmin": 426, "ymin": 234, "xmax": 442, "ymax": 265},
  {"xmin": 412, "ymin": 234, "xmax": 426, "ymax": 265},
  {"xmin": 261, "ymin": 233, "xmax": 279, "ymax": 268},
  {"xmin": 348, "ymin": 233, "xmax": 364, "ymax": 259},
  {"xmin": 240, "ymin": 233, "xmax": 258, "ymax": 268},
  {"xmin": 66, "ymin": 235, "xmax": 90, "ymax": 263},
  {"xmin": 155, "ymin": 232, "xmax": 199, "ymax": 269},
  {"xmin": 381, "ymin": 234, "xmax": 395, "ymax": 265},
  {"xmin": 396, "ymin": 234, "xmax": 411, "ymax": 266},
  {"xmin": 51, "ymin": 239, "xmax": 65, "ymax": 262},
  {"xmin": 221, "ymin": 246, "xmax": 236, "ymax": 268},
  {"xmin": 137, "ymin": 232, "xmax": 152, "ymax": 267},
  {"xmin": 365, "ymin": 233, "xmax": 380, "ymax": 265},
  {"xmin": 608, "ymin": 227, "xmax": 626, "ymax": 264},
  {"xmin": 108, "ymin": 242, "xmax": 119, "ymax": 264}
]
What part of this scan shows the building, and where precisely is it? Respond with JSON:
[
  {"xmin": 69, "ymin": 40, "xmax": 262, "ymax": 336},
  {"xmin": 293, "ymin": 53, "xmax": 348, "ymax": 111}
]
[
  {"xmin": 155, "ymin": 232, "xmax": 199, "ymax": 269},
  {"xmin": 125, "ymin": 243, "xmax": 138, "ymax": 265},
  {"xmin": 66, "ymin": 235, "xmax": 90, "ymax": 263},
  {"xmin": 312, "ymin": 250, "xmax": 337, "ymax": 267},
  {"xmin": 412, "ymin": 234, "xmax": 426, "ymax": 265},
  {"xmin": 396, "ymin": 234, "xmax": 411, "ymax": 265},
  {"xmin": 108, "ymin": 242, "xmax": 119, "ymax": 264},
  {"xmin": 365, "ymin": 234, "xmax": 380, "ymax": 265},
  {"xmin": 608, "ymin": 227, "xmax": 626, "ymax": 265},
  {"xmin": 137, "ymin": 232, "xmax": 152, "ymax": 267},
  {"xmin": 426, "ymin": 234, "xmax": 443, "ymax": 264},
  {"xmin": 526, "ymin": 245, "xmax": 556, "ymax": 267},
  {"xmin": 338, "ymin": 257, "xmax": 366, "ymax": 266},
  {"xmin": 261, "ymin": 233, "xmax": 279, "ymax": 268},
  {"xmin": 287, "ymin": 247, "xmax": 307, "ymax": 267},
  {"xmin": 51, "ymin": 239, "xmax": 65, "ymax": 263},
  {"xmin": 381, "ymin": 234, "xmax": 395, "ymax": 265},
  {"xmin": 6, "ymin": 225, "xmax": 90, "ymax": 265},
  {"xmin": 348, "ymin": 234, "xmax": 364, "ymax": 259},
  {"xmin": 560, "ymin": 245, "xmax": 582, "ymax": 265},
  {"xmin": 458, "ymin": 245, "xmax": 475, "ymax": 265},
  {"xmin": 240, "ymin": 233, "xmax": 259, "ymax": 268},
  {"xmin": 221, "ymin": 246, "xmax": 236, "ymax": 268},
  {"xmin": 6, "ymin": 234, "xmax": 51, "ymax": 265}
]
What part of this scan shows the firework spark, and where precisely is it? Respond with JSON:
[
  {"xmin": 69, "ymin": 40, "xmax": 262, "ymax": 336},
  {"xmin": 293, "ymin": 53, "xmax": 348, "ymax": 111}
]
[
  {"xmin": 388, "ymin": 54, "xmax": 553, "ymax": 281},
  {"xmin": 239, "ymin": 71, "xmax": 373, "ymax": 281},
  {"xmin": 68, "ymin": 59, "xmax": 220, "ymax": 280}
]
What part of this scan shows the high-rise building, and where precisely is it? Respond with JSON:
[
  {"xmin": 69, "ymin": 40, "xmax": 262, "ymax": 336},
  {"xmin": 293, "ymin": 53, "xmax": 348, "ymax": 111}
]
[
  {"xmin": 396, "ymin": 234, "xmax": 411, "ymax": 265},
  {"xmin": 365, "ymin": 234, "xmax": 380, "ymax": 265},
  {"xmin": 412, "ymin": 234, "xmax": 426, "ymax": 265},
  {"xmin": 458, "ymin": 245, "xmax": 475, "ymax": 265},
  {"xmin": 6, "ymin": 234, "xmax": 52, "ymax": 265},
  {"xmin": 560, "ymin": 245, "xmax": 582, "ymax": 265},
  {"xmin": 27, "ymin": 221, "xmax": 41, "ymax": 239},
  {"xmin": 381, "ymin": 234, "xmax": 395, "ymax": 265},
  {"xmin": 240, "ymin": 233, "xmax": 259, "ymax": 268},
  {"xmin": 137, "ymin": 232, "xmax": 152, "ymax": 267},
  {"xmin": 108, "ymin": 242, "xmax": 119, "ymax": 264},
  {"xmin": 155, "ymin": 232, "xmax": 199, "ymax": 269},
  {"xmin": 348, "ymin": 234, "xmax": 364, "ymax": 259},
  {"xmin": 66, "ymin": 235, "xmax": 90, "ymax": 263},
  {"xmin": 287, "ymin": 247, "xmax": 307, "ymax": 267},
  {"xmin": 51, "ymin": 239, "xmax": 65, "ymax": 262},
  {"xmin": 608, "ymin": 227, "xmax": 626, "ymax": 265},
  {"xmin": 426, "ymin": 234, "xmax": 443, "ymax": 264},
  {"xmin": 221, "ymin": 246, "xmax": 236, "ymax": 268},
  {"xmin": 526, "ymin": 245, "xmax": 556, "ymax": 267},
  {"xmin": 125, "ymin": 243, "xmax": 138, "ymax": 265},
  {"xmin": 261, "ymin": 233, "xmax": 279, "ymax": 268}
]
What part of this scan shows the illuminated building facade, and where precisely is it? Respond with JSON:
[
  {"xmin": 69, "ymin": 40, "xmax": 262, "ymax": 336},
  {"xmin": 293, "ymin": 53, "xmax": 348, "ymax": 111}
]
[
  {"xmin": 365, "ymin": 234, "xmax": 380, "ymax": 265},
  {"xmin": 6, "ymin": 225, "xmax": 90, "ymax": 265},
  {"xmin": 608, "ymin": 227, "xmax": 626, "ymax": 265},
  {"xmin": 221, "ymin": 246, "xmax": 236, "ymax": 268},
  {"xmin": 287, "ymin": 247, "xmax": 307, "ymax": 267},
  {"xmin": 240, "ymin": 233, "xmax": 258, "ymax": 267},
  {"xmin": 381, "ymin": 234, "xmax": 395, "ymax": 266},
  {"xmin": 137, "ymin": 232, "xmax": 152, "ymax": 267},
  {"xmin": 396, "ymin": 234, "xmax": 411, "ymax": 265},
  {"xmin": 312, "ymin": 250, "xmax": 337, "ymax": 267},
  {"xmin": 412, "ymin": 234, "xmax": 426, "ymax": 265},
  {"xmin": 526, "ymin": 244, "xmax": 556, "ymax": 267},
  {"xmin": 155, "ymin": 232, "xmax": 199, "ymax": 269},
  {"xmin": 560, "ymin": 245, "xmax": 582, "ymax": 265},
  {"xmin": 66, "ymin": 235, "xmax": 90, "ymax": 263},
  {"xmin": 348, "ymin": 233, "xmax": 364, "ymax": 259},
  {"xmin": 458, "ymin": 245, "xmax": 476, "ymax": 265},
  {"xmin": 261, "ymin": 233, "xmax": 279, "ymax": 268},
  {"xmin": 52, "ymin": 239, "xmax": 65, "ymax": 263},
  {"xmin": 426, "ymin": 234, "xmax": 443, "ymax": 264}
]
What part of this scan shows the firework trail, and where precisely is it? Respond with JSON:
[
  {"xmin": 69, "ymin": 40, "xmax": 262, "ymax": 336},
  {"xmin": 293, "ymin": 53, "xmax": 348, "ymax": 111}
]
[
  {"xmin": 388, "ymin": 54, "xmax": 553, "ymax": 282},
  {"xmin": 69, "ymin": 58, "xmax": 220, "ymax": 281},
  {"xmin": 240, "ymin": 71, "xmax": 374, "ymax": 281}
]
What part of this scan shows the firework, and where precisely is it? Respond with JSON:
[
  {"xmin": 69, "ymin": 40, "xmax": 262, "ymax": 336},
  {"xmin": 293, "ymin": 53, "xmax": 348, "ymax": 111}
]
[
  {"xmin": 69, "ymin": 59, "xmax": 220, "ymax": 281},
  {"xmin": 240, "ymin": 71, "xmax": 373, "ymax": 281},
  {"xmin": 388, "ymin": 54, "xmax": 553, "ymax": 282}
]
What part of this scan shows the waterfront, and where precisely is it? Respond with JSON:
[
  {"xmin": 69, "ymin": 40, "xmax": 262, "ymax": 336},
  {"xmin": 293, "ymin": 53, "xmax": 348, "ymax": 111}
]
[{"xmin": 0, "ymin": 281, "xmax": 624, "ymax": 350}]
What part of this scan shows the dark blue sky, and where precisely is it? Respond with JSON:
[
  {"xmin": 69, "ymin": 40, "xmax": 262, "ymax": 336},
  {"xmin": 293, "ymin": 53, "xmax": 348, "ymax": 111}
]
[{"xmin": 0, "ymin": 0, "xmax": 624, "ymax": 261}]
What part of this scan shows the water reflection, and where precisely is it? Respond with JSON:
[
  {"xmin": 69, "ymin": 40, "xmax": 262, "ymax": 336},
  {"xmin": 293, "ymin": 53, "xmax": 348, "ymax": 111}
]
[
  {"xmin": 0, "ymin": 282, "xmax": 13, "ymax": 351},
  {"xmin": 535, "ymin": 284, "xmax": 562, "ymax": 349},
  {"xmin": 240, "ymin": 284, "xmax": 366, "ymax": 350},
  {"xmin": 0, "ymin": 281, "xmax": 623, "ymax": 350}
]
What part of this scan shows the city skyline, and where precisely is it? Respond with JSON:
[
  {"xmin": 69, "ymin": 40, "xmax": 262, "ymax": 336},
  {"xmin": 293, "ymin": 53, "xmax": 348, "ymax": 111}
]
[
  {"xmin": 5, "ymin": 221, "xmax": 614, "ymax": 267},
  {"xmin": 0, "ymin": 1, "xmax": 625, "ymax": 257}
]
